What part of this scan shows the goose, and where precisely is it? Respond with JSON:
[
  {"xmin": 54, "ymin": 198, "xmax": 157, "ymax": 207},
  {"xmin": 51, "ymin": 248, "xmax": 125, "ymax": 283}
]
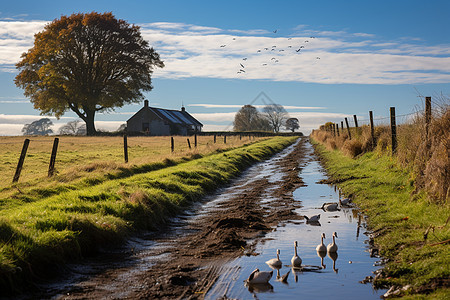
[
  {"xmin": 327, "ymin": 232, "xmax": 338, "ymax": 253},
  {"xmin": 321, "ymin": 202, "xmax": 340, "ymax": 211},
  {"xmin": 340, "ymin": 198, "xmax": 352, "ymax": 206},
  {"xmin": 276, "ymin": 270, "xmax": 290, "ymax": 283},
  {"xmin": 316, "ymin": 233, "xmax": 326, "ymax": 252},
  {"xmin": 266, "ymin": 249, "xmax": 282, "ymax": 268},
  {"xmin": 246, "ymin": 268, "xmax": 273, "ymax": 284},
  {"xmin": 291, "ymin": 241, "xmax": 302, "ymax": 268},
  {"xmin": 304, "ymin": 214, "xmax": 320, "ymax": 223}
]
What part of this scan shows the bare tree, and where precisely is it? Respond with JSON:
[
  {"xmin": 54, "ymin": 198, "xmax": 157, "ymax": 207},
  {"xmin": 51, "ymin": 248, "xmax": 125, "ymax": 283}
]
[
  {"xmin": 22, "ymin": 118, "xmax": 53, "ymax": 135},
  {"xmin": 263, "ymin": 104, "xmax": 289, "ymax": 133},
  {"xmin": 285, "ymin": 118, "xmax": 300, "ymax": 132},
  {"xmin": 59, "ymin": 120, "xmax": 85, "ymax": 135}
]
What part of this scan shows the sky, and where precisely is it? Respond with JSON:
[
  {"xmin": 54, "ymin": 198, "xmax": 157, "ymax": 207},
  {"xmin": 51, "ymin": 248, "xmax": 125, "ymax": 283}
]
[{"xmin": 0, "ymin": 0, "xmax": 449, "ymax": 135}]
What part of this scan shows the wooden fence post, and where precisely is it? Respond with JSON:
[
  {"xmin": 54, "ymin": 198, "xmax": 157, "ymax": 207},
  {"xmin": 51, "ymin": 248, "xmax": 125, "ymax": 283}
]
[
  {"xmin": 13, "ymin": 138, "xmax": 30, "ymax": 183},
  {"xmin": 341, "ymin": 121, "xmax": 344, "ymax": 133},
  {"xmin": 123, "ymin": 134, "xmax": 128, "ymax": 163},
  {"xmin": 171, "ymin": 136, "xmax": 174, "ymax": 152},
  {"xmin": 390, "ymin": 107, "xmax": 397, "ymax": 154},
  {"xmin": 353, "ymin": 114, "xmax": 359, "ymax": 135},
  {"xmin": 353, "ymin": 114, "xmax": 359, "ymax": 128},
  {"xmin": 345, "ymin": 117, "xmax": 352, "ymax": 140},
  {"xmin": 332, "ymin": 123, "xmax": 336, "ymax": 136},
  {"xmin": 369, "ymin": 111, "xmax": 375, "ymax": 148},
  {"xmin": 336, "ymin": 123, "xmax": 340, "ymax": 136},
  {"xmin": 425, "ymin": 97, "xmax": 431, "ymax": 147},
  {"xmin": 214, "ymin": 134, "xmax": 216, "ymax": 143},
  {"xmin": 194, "ymin": 134, "xmax": 197, "ymax": 148},
  {"xmin": 48, "ymin": 137, "xmax": 59, "ymax": 177},
  {"xmin": 187, "ymin": 138, "xmax": 191, "ymax": 149},
  {"xmin": 224, "ymin": 135, "xmax": 227, "ymax": 144}
]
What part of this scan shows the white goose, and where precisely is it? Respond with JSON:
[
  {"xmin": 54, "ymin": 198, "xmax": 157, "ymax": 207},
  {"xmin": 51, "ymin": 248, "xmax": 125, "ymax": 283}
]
[
  {"xmin": 327, "ymin": 232, "xmax": 338, "ymax": 253},
  {"xmin": 316, "ymin": 233, "xmax": 326, "ymax": 252},
  {"xmin": 291, "ymin": 241, "xmax": 302, "ymax": 268},
  {"xmin": 246, "ymin": 268, "xmax": 273, "ymax": 284},
  {"xmin": 265, "ymin": 249, "xmax": 282, "ymax": 268}
]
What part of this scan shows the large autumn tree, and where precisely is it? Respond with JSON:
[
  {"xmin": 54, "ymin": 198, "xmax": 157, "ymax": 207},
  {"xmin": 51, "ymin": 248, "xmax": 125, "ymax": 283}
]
[{"xmin": 15, "ymin": 12, "xmax": 164, "ymax": 135}]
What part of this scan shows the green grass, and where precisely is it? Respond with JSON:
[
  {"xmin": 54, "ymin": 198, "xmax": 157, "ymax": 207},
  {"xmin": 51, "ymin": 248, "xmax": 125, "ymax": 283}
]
[
  {"xmin": 0, "ymin": 136, "xmax": 297, "ymax": 293},
  {"xmin": 311, "ymin": 138, "xmax": 449, "ymax": 298}
]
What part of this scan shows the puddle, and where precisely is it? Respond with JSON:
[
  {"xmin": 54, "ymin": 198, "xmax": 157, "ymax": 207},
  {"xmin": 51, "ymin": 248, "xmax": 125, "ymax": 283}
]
[
  {"xmin": 37, "ymin": 141, "xmax": 300, "ymax": 299},
  {"xmin": 32, "ymin": 140, "xmax": 386, "ymax": 299},
  {"xmin": 206, "ymin": 143, "xmax": 387, "ymax": 299}
]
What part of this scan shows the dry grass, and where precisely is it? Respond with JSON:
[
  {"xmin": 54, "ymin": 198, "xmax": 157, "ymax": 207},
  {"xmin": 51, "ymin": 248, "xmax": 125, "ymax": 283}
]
[
  {"xmin": 0, "ymin": 135, "xmax": 265, "ymax": 191},
  {"xmin": 311, "ymin": 100, "xmax": 449, "ymax": 203}
]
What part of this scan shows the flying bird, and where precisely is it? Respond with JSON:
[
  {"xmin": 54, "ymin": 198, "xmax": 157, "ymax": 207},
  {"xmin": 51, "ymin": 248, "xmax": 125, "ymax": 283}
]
[
  {"xmin": 240, "ymin": 63, "xmax": 245, "ymax": 68},
  {"xmin": 239, "ymin": 69, "xmax": 246, "ymax": 73},
  {"xmin": 273, "ymin": 29, "xmax": 277, "ymax": 33},
  {"xmin": 257, "ymin": 50, "xmax": 261, "ymax": 52},
  {"xmin": 243, "ymin": 58, "xmax": 247, "ymax": 60},
  {"xmin": 220, "ymin": 45, "xmax": 226, "ymax": 47},
  {"xmin": 262, "ymin": 63, "xmax": 267, "ymax": 66}
]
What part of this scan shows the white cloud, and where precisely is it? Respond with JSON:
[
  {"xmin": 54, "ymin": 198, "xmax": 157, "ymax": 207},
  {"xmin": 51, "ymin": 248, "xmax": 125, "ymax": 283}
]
[
  {"xmin": 1, "ymin": 20, "xmax": 449, "ymax": 84},
  {"xmin": 189, "ymin": 103, "xmax": 326, "ymax": 109}
]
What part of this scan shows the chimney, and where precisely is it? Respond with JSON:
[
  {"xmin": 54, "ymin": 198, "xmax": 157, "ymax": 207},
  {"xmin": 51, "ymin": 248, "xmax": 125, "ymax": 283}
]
[
  {"xmin": 144, "ymin": 100, "xmax": 149, "ymax": 107},
  {"xmin": 181, "ymin": 106, "xmax": 185, "ymax": 112}
]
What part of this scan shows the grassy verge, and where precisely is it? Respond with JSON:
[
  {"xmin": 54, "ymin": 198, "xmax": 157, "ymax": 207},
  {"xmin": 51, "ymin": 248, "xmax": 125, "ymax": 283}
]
[
  {"xmin": 0, "ymin": 136, "xmax": 297, "ymax": 294},
  {"xmin": 311, "ymin": 138, "xmax": 449, "ymax": 298}
]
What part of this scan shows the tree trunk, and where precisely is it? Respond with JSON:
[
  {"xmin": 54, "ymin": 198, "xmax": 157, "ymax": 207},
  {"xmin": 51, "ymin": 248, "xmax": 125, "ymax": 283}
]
[{"xmin": 85, "ymin": 110, "xmax": 97, "ymax": 136}]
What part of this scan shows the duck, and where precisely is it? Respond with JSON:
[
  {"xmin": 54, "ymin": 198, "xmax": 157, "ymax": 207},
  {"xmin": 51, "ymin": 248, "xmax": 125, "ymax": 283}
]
[
  {"xmin": 304, "ymin": 214, "xmax": 320, "ymax": 223},
  {"xmin": 291, "ymin": 241, "xmax": 302, "ymax": 268},
  {"xmin": 321, "ymin": 202, "xmax": 340, "ymax": 211},
  {"xmin": 340, "ymin": 198, "xmax": 352, "ymax": 206},
  {"xmin": 316, "ymin": 233, "xmax": 326, "ymax": 252},
  {"xmin": 265, "ymin": 249, "xmax": 282, "ymax": 268},
  {"xmin": 246, "ymin": 268, "xmax": 273, "ymax": 284},
  {"xmin": 327, "ymin": 232, "xmax": 338, "ymax": 253}
]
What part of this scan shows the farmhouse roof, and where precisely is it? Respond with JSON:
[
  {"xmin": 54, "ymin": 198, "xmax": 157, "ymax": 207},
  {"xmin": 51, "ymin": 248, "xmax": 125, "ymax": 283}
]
[{"xmin": 127, "ymin": 100, "xmax": 203, "ymax": 127}]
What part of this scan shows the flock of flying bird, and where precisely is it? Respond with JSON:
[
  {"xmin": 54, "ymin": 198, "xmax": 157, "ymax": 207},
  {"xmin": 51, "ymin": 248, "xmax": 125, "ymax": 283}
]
[
  {"xmin": 245, "ymin": 197, "xmax": 352, "ymax": 286},
  {"xmin": 218, "ymin": 29, "xmax": 319, "ymax": 75}
]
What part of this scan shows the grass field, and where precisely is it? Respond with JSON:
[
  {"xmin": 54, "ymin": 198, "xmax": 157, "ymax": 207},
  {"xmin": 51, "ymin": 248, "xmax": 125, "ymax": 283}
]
[
  {"xmin": 0, "ymin": 135, "xmax": 297, "ymax": 294},
  {"xmin": 0, "ymin": 135, "xmax": 265, "ymax": 198},
  {"xmin": 311, "ymin": 139, "xmax": 449, "ymax": 299}
]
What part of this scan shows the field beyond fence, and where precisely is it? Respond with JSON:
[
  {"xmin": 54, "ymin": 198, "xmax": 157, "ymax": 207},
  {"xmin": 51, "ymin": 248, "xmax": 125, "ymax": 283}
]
[{"xmin": 0, "ymin": 134, "xmax": 267, "ymax": 192}]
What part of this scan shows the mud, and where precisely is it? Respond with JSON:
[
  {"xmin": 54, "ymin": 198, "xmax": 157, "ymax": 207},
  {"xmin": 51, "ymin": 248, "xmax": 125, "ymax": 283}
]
[
  {"xmin": 48, "ymin": 138, "xmax": 308, "ymax": 299},
  {"xmin": 134, "ymin": 138, "xmax": 308, "ymax": 299}
]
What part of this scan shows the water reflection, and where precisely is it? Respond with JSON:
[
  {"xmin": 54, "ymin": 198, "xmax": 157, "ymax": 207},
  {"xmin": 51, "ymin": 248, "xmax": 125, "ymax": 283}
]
[
  {"xmin": 275, "ymin": 269, "xmax": 290, "ymax": 284},
  {"xmin": 245, "ymin": 282, "xmax": 274, "ymax": 293},
  {"xmin": 317, "ymin": 250, "xmax": 326, "ymax": 269},
  {"xmin": 328, "ymin": 251, "xmax": 339, "ymax": 273}
]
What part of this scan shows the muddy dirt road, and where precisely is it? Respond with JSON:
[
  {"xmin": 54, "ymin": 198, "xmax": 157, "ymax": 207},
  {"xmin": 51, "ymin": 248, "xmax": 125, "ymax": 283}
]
[{"xmin": 35, "ymin": 138, "xmax": 309, "ymax": 299}]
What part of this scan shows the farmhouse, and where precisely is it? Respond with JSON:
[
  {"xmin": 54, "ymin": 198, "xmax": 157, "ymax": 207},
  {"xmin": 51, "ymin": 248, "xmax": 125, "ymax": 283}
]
[{"xmin": 126, "ymin": 100, "xmax": 203, "ymax": 135}]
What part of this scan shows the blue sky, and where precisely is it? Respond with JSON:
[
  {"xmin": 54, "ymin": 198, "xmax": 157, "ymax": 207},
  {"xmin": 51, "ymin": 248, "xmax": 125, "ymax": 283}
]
[{"xmin": 0, "ymin": 0, "xmax": 449, "ymax": 135}]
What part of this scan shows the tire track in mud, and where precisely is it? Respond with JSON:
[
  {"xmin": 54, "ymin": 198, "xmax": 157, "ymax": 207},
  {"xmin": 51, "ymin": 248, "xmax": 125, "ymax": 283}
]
[{"xmin": 56, "ymin": 137, "xmax": 310, "ymax": 300}]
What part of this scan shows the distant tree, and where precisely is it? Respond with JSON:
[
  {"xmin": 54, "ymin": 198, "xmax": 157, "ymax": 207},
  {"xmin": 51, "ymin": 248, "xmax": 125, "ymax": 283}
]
[
  {"xmin": 117, "ymin": 123, "xmax": 127, "ymax": 132},
  {"xmin": 15, "ymin": 12, "xmax": 164, "ymax": 136},
  {"xmin": 234, "ymin": 105, "xmax": 271, "ymax": 131},
  {"xmin": 285, "ymin": 117, "xmax": 300, "ymax": 132},
  {"xmin": 263, "ymin": 104, "xmax": 289, "ymax": 133},
  {"xmin": 22, "ymin": 118, "xmax": 53, "ymax": 135},
  {"xmin": 58, "ymin": 120, "xmax": 85, "ymax": 135}
]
